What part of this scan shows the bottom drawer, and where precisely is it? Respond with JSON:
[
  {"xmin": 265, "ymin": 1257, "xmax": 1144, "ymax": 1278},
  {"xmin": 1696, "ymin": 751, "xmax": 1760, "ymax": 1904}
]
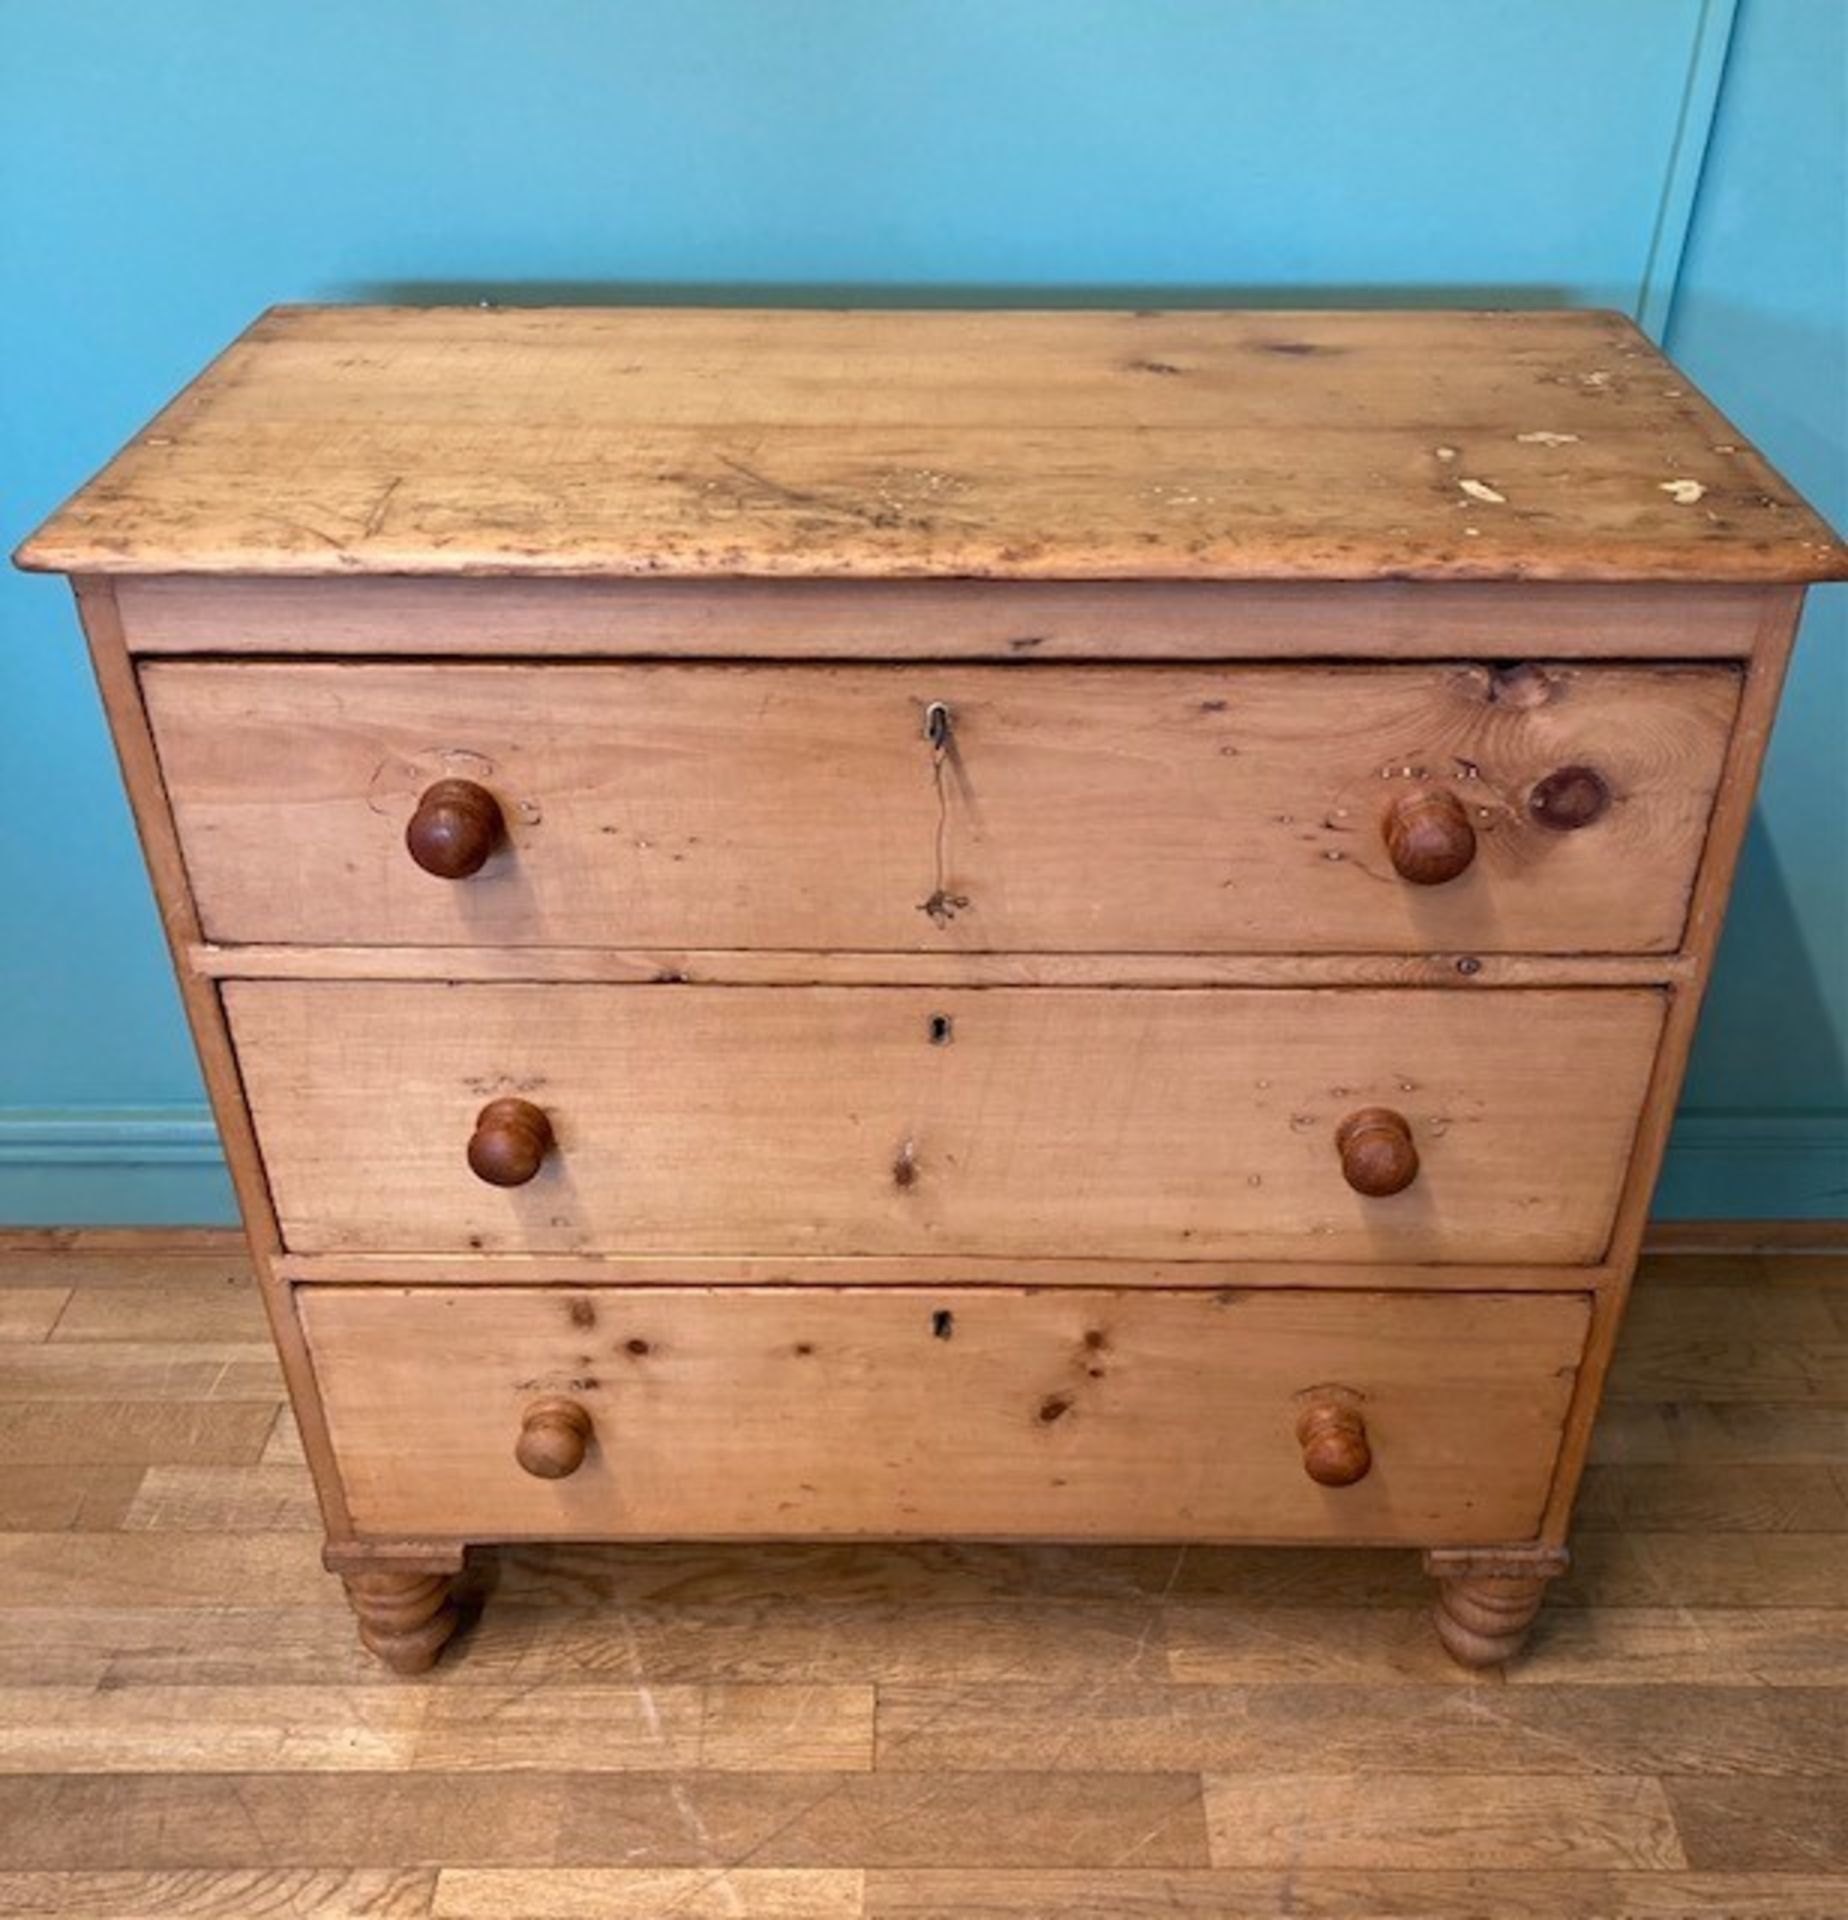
[{"xmin": 301, "ymin": 1285, "xmax": 1589, "ymax": 1546}]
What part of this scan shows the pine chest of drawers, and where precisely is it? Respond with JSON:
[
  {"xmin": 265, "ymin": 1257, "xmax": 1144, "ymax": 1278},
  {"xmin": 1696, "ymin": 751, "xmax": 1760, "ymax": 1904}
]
[{"xmin": 17, "ymin": 306, "xmax": 1845, "ymax": 1672}]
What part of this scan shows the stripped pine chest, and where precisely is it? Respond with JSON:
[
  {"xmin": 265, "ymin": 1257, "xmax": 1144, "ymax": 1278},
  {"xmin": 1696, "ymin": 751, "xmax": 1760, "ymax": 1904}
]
[{"xmin": 17, "ymin": 306, "xmax": 1846, "ymax": 1669}]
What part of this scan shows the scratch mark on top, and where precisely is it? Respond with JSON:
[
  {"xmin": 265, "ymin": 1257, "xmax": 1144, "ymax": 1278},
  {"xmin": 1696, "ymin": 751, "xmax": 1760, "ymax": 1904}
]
[
  {"xmin": 1458, "ymin": 479, "xmax": 1507, "ymax": 506},
  {"xmin": 362, "ymin": 476, "xmax": 403, "ymax": 538}
]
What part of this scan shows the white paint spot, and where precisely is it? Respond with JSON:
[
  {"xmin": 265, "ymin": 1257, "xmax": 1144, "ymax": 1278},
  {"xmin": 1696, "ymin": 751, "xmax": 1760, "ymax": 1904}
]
[
  {"xmin": 1458, "ymin": 479, "xmax": 1506, "ymax": 505},
  {"xmin": 1433, "ymin": 445, "xmax": 1458, "ymax": 462},
  {"xmin": 1659, "ymin": 479, "xmax": 1707, "ymax": 505},
  {"xmin": 1515, "ymin": 431, "xmax": 1580, "ymax": 447},
  {"xmin": 1580, "ymin": 371, "xmax": 1612, "ymax": 389}
]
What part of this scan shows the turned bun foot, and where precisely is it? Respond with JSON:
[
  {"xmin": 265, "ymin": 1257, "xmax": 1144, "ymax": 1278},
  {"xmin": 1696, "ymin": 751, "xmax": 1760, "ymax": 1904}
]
[
  {"xmin": 1425, "ymin": 1546, "xmax": 1567, "ymax": 1670},
  {"xmin": 1432, "ymin": 1573, "xmax": 1551, "ymax": 1667},
  {"xmin": 338, "ymin": 1566, "xmax": 461, "ymax": 1674}
]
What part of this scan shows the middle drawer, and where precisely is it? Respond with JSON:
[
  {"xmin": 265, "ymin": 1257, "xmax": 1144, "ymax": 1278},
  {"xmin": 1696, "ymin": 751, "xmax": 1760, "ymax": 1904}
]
[{"xmin": 228, "ymin": 983, "xmax": 1664, "ymax": 1263}]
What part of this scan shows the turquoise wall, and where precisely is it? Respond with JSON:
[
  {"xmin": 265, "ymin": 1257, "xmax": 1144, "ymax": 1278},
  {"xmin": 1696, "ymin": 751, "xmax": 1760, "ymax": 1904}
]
[
  {"xmin": 1, "ymin": 0, "xmax": 1840, "ymax": 1221},
  {"xmin": 1654, "ymin": 0, "xmax": 1848, "ymax": 1216}
]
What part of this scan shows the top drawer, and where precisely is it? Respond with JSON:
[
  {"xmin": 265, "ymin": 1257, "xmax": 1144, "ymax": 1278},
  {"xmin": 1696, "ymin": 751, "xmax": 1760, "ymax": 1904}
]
[{"xmin": 145, "ymin": 660, "xmax": 1737, "ymax": 954}]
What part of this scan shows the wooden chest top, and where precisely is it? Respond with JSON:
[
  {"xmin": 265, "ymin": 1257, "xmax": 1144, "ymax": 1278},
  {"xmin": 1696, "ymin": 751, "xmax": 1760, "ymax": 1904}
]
[{"xmin": 17, "ymin": 305, "xmax": 1848, "ymax": 585}]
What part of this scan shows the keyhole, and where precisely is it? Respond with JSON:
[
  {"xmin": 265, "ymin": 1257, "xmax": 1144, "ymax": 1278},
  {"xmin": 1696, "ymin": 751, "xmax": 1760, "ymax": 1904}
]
[
  {"xmin": 928, "ymin": 1012, "xmax": 953, "ymax": 1046},
  {"xmin": 924, "ymin": 701, "xmax": 952, "ymax": 752}
]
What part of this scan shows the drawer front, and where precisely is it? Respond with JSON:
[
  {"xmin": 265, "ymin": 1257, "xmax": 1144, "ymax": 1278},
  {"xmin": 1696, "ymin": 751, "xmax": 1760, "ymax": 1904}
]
[
  {"xmin": 301, "ymin": 1284, "xmax": 1589, "ymax": 1543},
  {"xmin": 148, "ymin": 661, "xmax": 1737, "ymax": 954},
  {"xmin": 229, "ymin": 983, "xmax": 1664, "ymax": 1263}
]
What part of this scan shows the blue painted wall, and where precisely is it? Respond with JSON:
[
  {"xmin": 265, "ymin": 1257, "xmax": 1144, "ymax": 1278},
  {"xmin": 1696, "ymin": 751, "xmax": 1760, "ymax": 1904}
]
[
  {"xmin": 1, "ymin": 0, "xmax": 1840, "ymax": 1221},
  {"xmin": 1654, "ymin": 0, "xmax": 1848, "ymax": 1217}
]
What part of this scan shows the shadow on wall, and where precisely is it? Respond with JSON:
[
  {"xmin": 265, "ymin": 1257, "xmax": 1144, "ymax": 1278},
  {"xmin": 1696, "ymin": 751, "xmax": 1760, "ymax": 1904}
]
[
  {"xmin": 1698, "ymin": 810, "xmax": 1848, "ymax": 1113},
  {"xmin": 1660, "ymin": 811, "xmax": 1848, "ymax": 1217}
]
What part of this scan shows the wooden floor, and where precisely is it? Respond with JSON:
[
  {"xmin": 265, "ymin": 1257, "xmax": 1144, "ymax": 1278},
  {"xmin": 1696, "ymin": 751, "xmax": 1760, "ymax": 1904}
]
[{"xmin": 0, "ymin": 1236, "xmax": 1843, "ymax": 1918}]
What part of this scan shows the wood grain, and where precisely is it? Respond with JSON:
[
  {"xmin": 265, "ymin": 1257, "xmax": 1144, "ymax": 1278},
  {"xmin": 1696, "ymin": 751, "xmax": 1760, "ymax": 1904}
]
[
  {"xmin": 875, "ymin": 1681, "xmax": 1848, "ymax": 1776},
  {"xmin": 0, "ymin": 1342, "xmax": 278, "ymax": 1404},
  {"xmin": 861, "ymin": 1869, "xmax": 1848, "ymax": 1918},
  {"xmin": 227, "ymin": 983, "xmax": 1663, "ymax": 1262},
  {"xmin": 1574, "ymin": 1463, "xmax": 1848, "ymax": 1533},
  {"xmin": 1537, "ymin": 585, "xmax": 1807, "ymax": 1541},
  {"xmin": 108, "ymin": 573, "xmax": 1781, "ymax": 660},
  {"xmin": 187, "ymin": 944, "xmax": 1698, "ymax": 988},
  {"xmin": 268, "ymin": 1249, "xmax": 1614, "ymax": 1295},
  {"xmin": 0, "ymin": 1400, "xmax": 279, "ymax": 1468},
  {"xmin": 0, "ymin": 1241, "xmax": 1844, "ymax": 1911},
  {"xmin": 1200, "ymin": 1773, "xmax": 1685, "ymax": 1870},
  {"xmin": 1663, "ymin": 1778, "xmax": 1848, "ymax": 1872},
  {"xmin": 434, "ymin": 1870, "xmax": 865, "ymax": 1917},
  {"xmin": 0, "ymin": 1681, "xmax": 873, "ymax": 1775},
  {"xmin": 300, "ymin": 1284, "xmax": 1586, "ymax": 1542},
  {"xmin": 1513, "ymin": 1608, "xmax": 1848, "ymax": 1685},
  {"xmin": 18, "ymin": 307, "xmax": 1847, "ymax": 581},
  {"xmin": 0, "ymin": 1467, "xmax": 143, "ymax": 1534},
  {"xmin": 146, "ymin": 660, "xmax": 1737, "ymax": 954},
  {"xmin": 68, "ymin": 580, "xmax": 353, "ymax": 1543},
  {"xmin": 0, "ymin": 1292, "xmax": 69, "ymax": 1343},
  {"xmin": 0, "ymin": 1870, "xmax": 435, "ymax": 1917}
]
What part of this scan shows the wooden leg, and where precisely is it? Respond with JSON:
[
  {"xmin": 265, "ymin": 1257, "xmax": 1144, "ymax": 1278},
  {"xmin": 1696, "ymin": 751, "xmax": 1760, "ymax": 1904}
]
[
  {"xmin": 1424, "ymin": 1546, "xmax": 1568, "ymax": 1670},
  {"xmin": 327, "ymin": 1548, "xmax": 465, "ymax": 1674}
]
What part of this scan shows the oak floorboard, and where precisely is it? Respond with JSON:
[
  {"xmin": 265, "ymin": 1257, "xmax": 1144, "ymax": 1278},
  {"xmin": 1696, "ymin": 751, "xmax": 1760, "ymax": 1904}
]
[
  {"xmin": 431, "ymin": 1867, "xmax": 863, "ymax": 1917},
  {"xmin": 444, "ymin": 1597, "xmax": 1173, "ymax": 1686},
  {"xmin": 0, "ymin": 1466, "xmax": 144, "ymax": 1533},
  {"xmin": 0, "ymin": 1868, "xmax": 435, "ymax": 1917},
  {"xmin": 0, "ymin": 1241, "xmax": 1840, "ymax": 1912},
  {"xmin": 0, "ymin": 1290, "xmax": 69, "ymax": 1343},
  {"xmin": 0, "ymin": 1247, "xmax": 251, "ymax": 1291},
  {"xmin": 1557, "ymin": 1532, "xmax": 1848, "ymax": 1608},
  {"xmin": 122, "ymin": 1465, "xmax": 323, "ymax": 1532},
  {"xmin": 4, "ymin": 1607, "xmax": 375, "ymax": 1688},
  {"xmin": 1163, "ymin": 1604, "xmax": 1503, "ymax": 1685},
  {"xmin": 862, "ymin": 1868, "xmax": 1848, "ymax": 1918},
  {"xmin": 1662, "ymin": 1776, "xmax": 1848, "ymax": 1871},
  {"xmin": 1200, "ymin": 1773, "xmax": 1686, "ymax": 1870},
  {"xmin": 1511, "ymin": 1608, "xmax": 1848, "ymax": 1686},
  {"xmin": 0, "ymin": 1401, "xmax": 279, "ymax": 1468},
  {"xmin": 0, "ymin": 1683, "xmax": 874, "ymax": 1775},
  {"xmin": 0, "ymin": 1342, "xmax": 280, "ymax": 1404},
  {"xmin": 1573, "ymin": 1462, "xmax": 1848, "ymax": 1532},
  {"xmin": 872, "ymin": 1681, "xmax": 1848, "ymax": 1776},
  {"xmin": 1586, "ymin": 1401, "xmax": 1848, "ymax": 1465},
  {"xmin": 0, "ymin": 1772, "xmax": 1212, "ymax": 1871},
  {"xmin": 49, "ymin": 1273, "xmax": 268, "ymax": 1345},
  {"xmin": 1632, "ymin": 1249, "xmax": 1848, "ymax": 1286},
  {"xmin": 261, "ymin": 1405, "xmax": 307, "ymax": 1466},
  {"xmin": 0, "ymin": 1532, "xmax": 335, "ymax": 1610}
]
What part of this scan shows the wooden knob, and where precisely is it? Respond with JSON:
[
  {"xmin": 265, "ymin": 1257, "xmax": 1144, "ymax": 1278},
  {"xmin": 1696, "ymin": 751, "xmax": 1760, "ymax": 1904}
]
[
  {"xmin": 467, "ymin": 1098, "xmax": 553, "ymax": 1187},
  {"xmin": 1336, "ymin": 1107, "xmax": 1419, "ymax": 1198},
  {"xmin": 515, "ymin": 1398, "xmax": 593, "ymax": 1479},
  {"xmin": 406, "ymin": 778, "xmax": 503, "ymax": 879},
  {"xmin": 1297, "ymin": 1397, "xmax": 1372, "ymax": 1487},
  {"xmin": 1382, "ymin": 787, "xmax": 1476, "ymax": 886}
]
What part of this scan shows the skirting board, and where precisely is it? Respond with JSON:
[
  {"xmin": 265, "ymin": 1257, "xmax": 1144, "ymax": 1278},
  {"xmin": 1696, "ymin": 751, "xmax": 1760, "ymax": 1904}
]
[
  {"xmin": 0, "ymin": 1103, "xmax": 1842, "ymax": 1229},
  {"xmin": 0, "ymin": 1108, "xmax": 235, "ymax": 1226}
]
